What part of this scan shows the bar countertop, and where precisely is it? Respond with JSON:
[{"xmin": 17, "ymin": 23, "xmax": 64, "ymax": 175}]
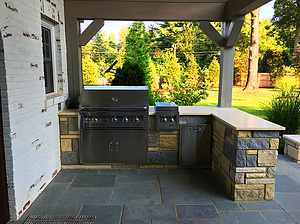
[{"xmin": 59, "ymin": 106, "xmax": 285, "ymax": 131}]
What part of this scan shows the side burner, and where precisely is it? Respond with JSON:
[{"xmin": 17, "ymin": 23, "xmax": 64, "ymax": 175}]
[{"xmin": 155, "ymin": 102, "xmax": 179, "ymax": 130}]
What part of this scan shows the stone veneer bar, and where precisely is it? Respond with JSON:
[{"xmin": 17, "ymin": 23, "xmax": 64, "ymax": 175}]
[
  {"xmin": 212, "ymin": 118, "xmax": 279, "ymax": 200},
  {"xmin": 58, "ymin": 106, "xmax": 284, "ymax": 201},
  {"xmin": 283, "ymin": 135, "xmax": 300, "ymax": 163},
  {"xmin": 59, "ymin": 112, "xmax": 80, "ymax": 165}
]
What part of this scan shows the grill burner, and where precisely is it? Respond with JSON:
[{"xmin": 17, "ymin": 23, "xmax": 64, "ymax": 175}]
[
  {"xmin": 79, "ymin": 86, "xmax": 149, "ymax": 164},
  {"xmin": 80, "ymin": 110, "xmax": 146, "ymax": 129},
  {"xmin": 155, "ymin": 102, "xmax": 179, "ymax": 130}
]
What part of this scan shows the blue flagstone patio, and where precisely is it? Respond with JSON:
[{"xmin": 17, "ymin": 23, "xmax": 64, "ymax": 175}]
[{"xmin": 10, "ymin": 154, "xmax": 300, "ymax": 224}]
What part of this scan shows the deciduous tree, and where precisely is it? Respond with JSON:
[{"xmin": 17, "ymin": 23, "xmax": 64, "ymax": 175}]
[
  {"xmin": 244, "ymin": 8, "xmax": 260, "ymax": 91},
  {"xmin": 272, "ymin": 0, "xmax": 300, "ymax": 63}
]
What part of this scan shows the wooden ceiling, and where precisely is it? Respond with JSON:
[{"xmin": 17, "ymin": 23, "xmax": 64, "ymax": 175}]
[{"xmin": 64, "ymin": 0, "xmax": 271, "ymax": 21}]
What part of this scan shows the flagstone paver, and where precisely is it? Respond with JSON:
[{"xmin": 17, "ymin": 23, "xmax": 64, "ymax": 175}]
[{"xmin": 13, "ymin": 154, "xmax": 300, "ymax": 224}]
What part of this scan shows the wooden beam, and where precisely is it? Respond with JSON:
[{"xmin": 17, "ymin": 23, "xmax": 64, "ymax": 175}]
[
  {"xmin": 65, "ymin": 0, "xmax": 227, "ymax": 2},
  {"xmin": 226, "ymin": 15, "xmax": 245, "ymax": 47},
  {"xmin": 78, "ymin": 19, "xmax": 104, "ymax": 46},
  {"xmin": 65, "ymin": 1, "xmax": 226, "ymax": 21},
  {"xmin": 226, "ymin": 0, "xmax": 271, "ymax": 20},
  {"xmin": 198, "ymin": 21, "xmax": 225, "ymax": 47}
]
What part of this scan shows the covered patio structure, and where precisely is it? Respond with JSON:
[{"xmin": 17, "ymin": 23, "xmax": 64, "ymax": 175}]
[
  {"xmin": 62, "ymin": 0, "xmax": 284, "ymax": 201},
  {"xmin": 65, "ymin": 0, "xmax": 269, "ymax": 108}
]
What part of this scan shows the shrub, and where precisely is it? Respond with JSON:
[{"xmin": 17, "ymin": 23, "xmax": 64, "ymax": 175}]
[
  {"xmin": 111, "ymin": 61, "xmax": 146, "ymax": 86},
  {"xmin": 263, "ymin": 93, "xmax": 300, "ymax": 134},
  {"xmin": 276, "ymin": 75, "xmax": 298, "ymax": 97},
  {"xmin": 168, "ymin": 79, "xmax": 208, "ymax": 106},
  {"xmin": 149, "ymin": 89, "xmax": 169, "ymax": 106}
]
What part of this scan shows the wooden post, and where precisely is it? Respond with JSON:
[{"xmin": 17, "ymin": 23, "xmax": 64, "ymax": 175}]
[
  {"xmin": 199, "ymin": 16, "xmax": 244, "ymax": 108},
  {"xmin": 66, "ymin": 18, "xmax": 82, "ymax": 107},
  {"xmin": 66, "ymin": 19, "xmax": 104, "ymax": 107},
  {"xmin": 218, "ymin": 22, "xmax": 235, "ymax": 108}
]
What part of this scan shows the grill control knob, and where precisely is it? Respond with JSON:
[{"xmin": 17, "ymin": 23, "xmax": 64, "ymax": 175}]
[
  {"xmin": 92, "ymin": 117, "xmax": 98, "ymax": 123},
  {"xmin": 85, "ymin": 117, "xmax": 91, "ymax": 123},
  {"xmin": 122, "ymin": 117, "xmax": 129, "ymax": 123},
  {"xmin": 111, "ymin": 116, "xmax": 118, "ymax": 123},
  {"xmin": 169, "ymin": 117, "xmax": 175, "ymax": 122},
  {"xmin": 161, "ymin": 117, "xmax": 168, "ymax": 122},
  {"xmin": 133, "ymin": 116, "xmax": 140, "ymax": 123}
]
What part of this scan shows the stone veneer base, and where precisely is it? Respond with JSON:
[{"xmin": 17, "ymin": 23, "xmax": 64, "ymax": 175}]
[
  {"xmin": 212, "ymin": 118, "xmax": 279, "ymax": 201},
  {"xmin": 58, "ymin": 112, "xmax": 280, "ymax": 201},
  {"xmin": 283, "ymin": 135, "xmax": 300, "ymax": 163}
]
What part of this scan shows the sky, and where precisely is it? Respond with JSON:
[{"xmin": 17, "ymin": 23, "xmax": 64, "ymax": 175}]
[{"xmin": 80, "ymin": 0, "xmax": 275, "ymax": 39}]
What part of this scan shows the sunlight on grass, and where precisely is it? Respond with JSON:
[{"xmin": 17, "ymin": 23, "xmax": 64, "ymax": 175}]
[{"xmin": 196, "ymin": 87, "xmax": 280, "ymax": 118}]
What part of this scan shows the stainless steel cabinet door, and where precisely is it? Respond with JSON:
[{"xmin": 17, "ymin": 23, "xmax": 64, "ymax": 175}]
[
  {"xmin": 80, "ymin": 130, "xmax": 115, "ymax": 163},
  {"xmin": 80, "ymin": 130, "xmax": 148, "ymax": 164},
  {"xmin": 114, "ymin": 130, "xmax": 148, "ymax": 164},
  {"xmin": 179, "ymin": 124, "xmax": 211, "ymax": 166}
]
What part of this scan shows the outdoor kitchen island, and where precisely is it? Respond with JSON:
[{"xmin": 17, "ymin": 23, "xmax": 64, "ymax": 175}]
[{"xmin": 58, "ymin": 106, "xmax": 284, "ymax": 201}]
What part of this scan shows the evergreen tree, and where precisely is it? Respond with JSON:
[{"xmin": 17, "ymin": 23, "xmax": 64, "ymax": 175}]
[
  {"xmin": 149, "ymin": 59, "xmax": 159, "ymax": 90},
  {"xmin": 185, "ymin": 54, "xmax": 199, "ymax": 85},
  {"xmin": 112, "ymin": 21, "xmax": 151, "ymax": 86},
  {"xmin": 164, "ymin": 57, "xmax": 181, "ymax": 88},
  {"xmin": 177, "ymin": 23, "xmax": 199, "ymax": 85},
  {"xmin": 82, "ymin": 56, "xmax": 100, "ymax": 85},
  {"xmin": 205, "ymin": 57, "xmax": 220, "ymax": 87},
  {"xmin": 124, "ymin": 21, "xmax": 150, "ymax": 74},
  {"xmin": 152, "ymin": 22, "xmax": 183, "ymax": 51}
]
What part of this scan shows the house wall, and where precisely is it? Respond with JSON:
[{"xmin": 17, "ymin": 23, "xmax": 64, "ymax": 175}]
[{"xmin": 0, "ymin": 0, "xmax": 68, "ymax": 220}]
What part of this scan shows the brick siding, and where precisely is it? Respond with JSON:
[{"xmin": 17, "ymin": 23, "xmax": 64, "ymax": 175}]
[{"xmin": 0, "ymin": 0, "xmax": 68, "ymax": 220}]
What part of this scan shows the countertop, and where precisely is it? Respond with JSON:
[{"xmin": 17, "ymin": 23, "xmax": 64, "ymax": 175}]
[
  {"xmin": 59, "ymin": 106, "xmax": 285, "ymax": 131},
  {"xmin": 283, "ymin": 135, "xmax": 300, "ymax": 144}
]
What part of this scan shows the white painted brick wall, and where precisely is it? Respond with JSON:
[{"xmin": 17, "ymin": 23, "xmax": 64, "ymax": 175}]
[{"xmin": 0, "ymin": 0, "xmax": 68, "ymax": 220}]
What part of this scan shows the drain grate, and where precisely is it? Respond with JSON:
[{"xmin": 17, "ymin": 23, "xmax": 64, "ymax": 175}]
[{"xmin": 24, "ymin": 215, "xmax": 96, "ymax": 224}]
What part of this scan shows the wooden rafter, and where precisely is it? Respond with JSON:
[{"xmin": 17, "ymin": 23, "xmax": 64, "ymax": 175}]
[
  {"xmin": 198, "ymin": 15, "xmax": 245, "ymax": 47},
  {"xmin": 78, "ymin": 19, "xmax": 104, "ymax": 46}
]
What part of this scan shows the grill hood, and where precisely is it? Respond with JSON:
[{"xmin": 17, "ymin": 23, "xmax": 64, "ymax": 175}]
[{"xmin": 79, "ymin": 86, "xmax": 149, "ymax": 110}]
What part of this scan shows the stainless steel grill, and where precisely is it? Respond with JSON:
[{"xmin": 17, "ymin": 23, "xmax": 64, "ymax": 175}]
[{"xmin": 79, "ymin": 86, "xmax": 149, "ymax": 164}]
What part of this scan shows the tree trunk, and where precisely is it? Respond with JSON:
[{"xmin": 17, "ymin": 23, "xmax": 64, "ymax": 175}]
[
  {"xmin": 292, "ymin": 22, "xmax": 300, "ymax": 64},
  {"xmin": 244, "ymin": 8, "xmax": 260, "ymax": 91}
]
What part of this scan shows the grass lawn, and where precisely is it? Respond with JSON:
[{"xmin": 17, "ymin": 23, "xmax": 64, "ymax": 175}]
[{"xmin": 196, "ymin": 87, "xmax": 280, "ymax": 118}]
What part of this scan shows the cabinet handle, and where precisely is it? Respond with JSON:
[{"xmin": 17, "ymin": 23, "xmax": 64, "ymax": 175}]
[
  {"xmin": 115, "ymin": 141, "xmax": 119, "ymax": 152},
  {"xmin": 109, "ymin": 142, "xmax": 113, "ymax": 151},
  {"xmin": 190, "ymin": 128, "xmax": 201, "ymax": 132}
]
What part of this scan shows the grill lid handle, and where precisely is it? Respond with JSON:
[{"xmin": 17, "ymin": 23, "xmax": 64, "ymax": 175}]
[{"xmin": 190, "ymin": 128, "xmax": 202, "ymax": 132}]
